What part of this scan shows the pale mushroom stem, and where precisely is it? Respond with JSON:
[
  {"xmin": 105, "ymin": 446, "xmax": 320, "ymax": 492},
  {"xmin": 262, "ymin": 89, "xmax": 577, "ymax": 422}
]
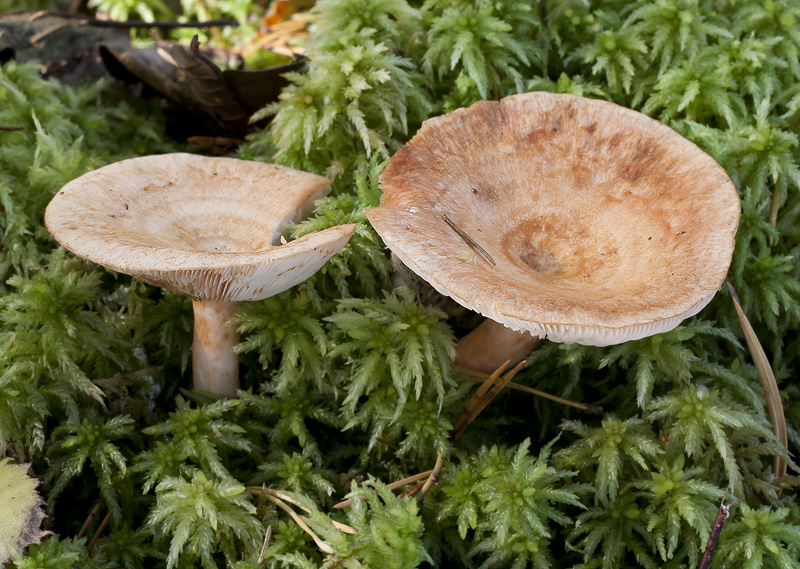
[
  {"xmin": 454, "ymin": 319, "xmax": 540, "ymax": 374},
  {"xmin": 192, "ymin": 299, "xmax": 240, "ymax": 397}
]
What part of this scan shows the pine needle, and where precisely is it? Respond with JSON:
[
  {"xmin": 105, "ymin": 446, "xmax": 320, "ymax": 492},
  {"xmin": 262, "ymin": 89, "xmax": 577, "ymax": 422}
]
[
  {"xmin": 250, "ymin": 487, "xmax": 357, "ymax": 541},
  {"xmin": 450, "ymin": 360, "xmax": 526, "ymax": 442},
  {"xmin": 76, "ymin": 503, "xmax": 101, "ymax": 539},
  {"xmin": 86, "ymin": 510, "xmax": 112, "ymax": 551},
  {"xmin": 259, "ymin": 491, "xmax": 334, "ymax": 554},
  {"xmin": 333, "ymin": 468, "xmax": 441, "ymax": 509},
  {"xmin": 728, "ymin": 283, "xmax": 787, "ymax": 477},
  {"xmin": 441, "ymin": 214, "xmax": 496, "ymax": 266},
  {"xmin": 459, "ymin": 367, "xmax": 603, "ymax": 414}
]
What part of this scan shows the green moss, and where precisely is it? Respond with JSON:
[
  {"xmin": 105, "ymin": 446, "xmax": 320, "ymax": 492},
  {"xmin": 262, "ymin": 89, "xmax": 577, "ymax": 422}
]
[{"xmin": 3, "ymin": 0, "xmax": 800, "ymax": 567}]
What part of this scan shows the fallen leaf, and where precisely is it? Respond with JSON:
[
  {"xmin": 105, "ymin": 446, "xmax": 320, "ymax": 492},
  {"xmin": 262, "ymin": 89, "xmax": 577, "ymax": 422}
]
[{"xmin": 0, "ymin": 458, "xmax": 48, "ymax": 563}]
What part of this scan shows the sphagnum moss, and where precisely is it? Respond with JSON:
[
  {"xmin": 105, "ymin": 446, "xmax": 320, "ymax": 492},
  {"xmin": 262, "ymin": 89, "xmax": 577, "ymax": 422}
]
[{"xmin": 2, "ymin": 0, "xmax": 800, "ymax": 568}]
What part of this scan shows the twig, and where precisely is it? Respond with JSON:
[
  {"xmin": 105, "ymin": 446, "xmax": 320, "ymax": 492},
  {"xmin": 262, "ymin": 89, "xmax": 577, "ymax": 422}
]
[
  {"xmin": 415, "ymin": 452, "xmax": 446, "ymax": 504},
  {"xmin": 23, "ymin": 13, "xmax": 237, "ymax": 46},
  {"xmin": 442, "ymin": 214, "xmax": 496, "ymax": 266},
  {"xmin": 89, "ymin": 17, "xmax": 240, "ymax": 29},
  {"xmin": 699, "ymin": 493, "xmax": 733, "ymax": 569},
  {"xmin": 769, "ymin": 187, "xmax": 780, "ymax": 231},
  {"xmin": 86, "ymin": 510, "xmax": 112, "ymax": 551},
  {"xmin": 459, "ymin": 367, "xmax": 603, "ymax": 414},
  {"xmin": 0, "ymin": 126, "xmax": 25, "ymax": 131},
  {"xmin": 386, "ymin": 469, "xmax": 437, "ymax": 491},
  {"xmin": 76, "ymin": 503, "xmax": 101, "ymax": 539}
]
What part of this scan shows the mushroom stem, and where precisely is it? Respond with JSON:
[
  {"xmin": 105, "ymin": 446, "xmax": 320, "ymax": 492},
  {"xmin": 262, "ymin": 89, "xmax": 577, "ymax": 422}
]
[
  {"xmin": 454, "ymin": 319, "xmax": 540, "ymax": 374},
  {"xmin": 192, "ymin": 299, "xmax": 240, "ymax": 397}
]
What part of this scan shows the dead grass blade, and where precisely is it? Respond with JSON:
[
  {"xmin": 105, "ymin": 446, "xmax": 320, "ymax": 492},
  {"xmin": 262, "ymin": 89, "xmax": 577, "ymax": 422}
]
[{"xmin": 728, "ymin": 283, "xmax": 787, "ymax": 477}]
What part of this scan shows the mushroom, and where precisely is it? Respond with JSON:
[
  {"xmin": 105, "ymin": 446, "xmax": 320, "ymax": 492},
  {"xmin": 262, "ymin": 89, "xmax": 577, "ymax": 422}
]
[
  {"xmin": 366, "ymin": 92, "xmax": 740, "ymax": 374},
  {"xmin": 45, "ymin": 153, "xmax": 356, "ymax": 397}
]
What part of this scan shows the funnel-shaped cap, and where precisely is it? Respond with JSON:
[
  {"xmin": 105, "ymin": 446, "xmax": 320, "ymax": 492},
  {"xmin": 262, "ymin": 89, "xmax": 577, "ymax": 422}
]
[
  {"xmin": 46, "ymin": 153, "xmax": 355, "ymax": 301},
  {"xmin": 367, "ymin": 93, "xmax": 740, "ymax": 346}
]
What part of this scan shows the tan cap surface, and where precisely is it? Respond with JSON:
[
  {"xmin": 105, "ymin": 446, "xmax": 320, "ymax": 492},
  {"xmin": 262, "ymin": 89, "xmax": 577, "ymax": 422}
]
[
  {"xmin": 366, "ymin": 92, "xmax": 740, "ymax": 346},
  {"xmin": 46, "ymin": 153, "xmax": 356, "ymax": 301}
]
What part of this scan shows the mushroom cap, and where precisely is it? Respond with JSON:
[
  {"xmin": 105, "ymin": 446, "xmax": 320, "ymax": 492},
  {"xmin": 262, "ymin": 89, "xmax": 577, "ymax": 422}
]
[
  {"xmin": 366, "ymin": 92, "xmax": 740, "ymax": 346},
  {"xmin": 45, "ymin": 153, "xmax": 356, "ymax": 301}
]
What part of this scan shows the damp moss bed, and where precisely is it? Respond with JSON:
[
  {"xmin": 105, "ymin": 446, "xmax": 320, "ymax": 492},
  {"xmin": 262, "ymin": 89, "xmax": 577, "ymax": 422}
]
[{"xmin": 2, "ymin": 1, "xmax": 800, "ymax": 568}]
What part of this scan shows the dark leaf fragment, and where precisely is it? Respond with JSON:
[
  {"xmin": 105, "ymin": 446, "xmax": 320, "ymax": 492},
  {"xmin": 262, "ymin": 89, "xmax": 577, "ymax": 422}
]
[
  {"xmin": 0, "ymin": 10, "xmax": 128, "ymax": 80},
  {"xmin": 100, "ymin": 35, "xmax": 305, "ymax": 136},
  {"xmin": 0, "ymin": 10, "xmax": 238, "ymax": 81}
]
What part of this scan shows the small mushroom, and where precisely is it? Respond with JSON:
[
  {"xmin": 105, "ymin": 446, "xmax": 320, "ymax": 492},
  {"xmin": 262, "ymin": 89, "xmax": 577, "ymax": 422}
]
[
  {"xmin": 45, "ymin": 153, "xmax": 355, "ymax": 397},
  {"xmin": 366, "ymin": 92, "xmax": 740, "ymax": 373}
]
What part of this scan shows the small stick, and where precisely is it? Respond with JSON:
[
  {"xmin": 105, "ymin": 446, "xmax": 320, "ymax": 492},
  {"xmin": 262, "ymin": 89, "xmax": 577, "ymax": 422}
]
[
  {"xmin": 0, "ymin": 126, "xmax": 25, "ymax": 131},
  {"xmin": 459, "ymin": 368, "xmax": 603, "ymax": 414},
  {"xmin": 442, "ymin": 214, "xmax": 496, "ymax": 266},
  {"xmin": 123, "ymin": 18, "xmax": 237, "ymax": 29},
  {"xmin": 86, "ymin": 510, "xmax": 112, "ymax": 551},
  {"xmin": 257, "ymin": 525, "xmax": 272, "ymax": 564},
  {"xmin": 76, "ymin": 503, "xmax": 101, "ymax": 539},
  {"xmin": 415, "ymin": 452, "xmax": 446, "ymax": 505},
  {"xmin": 699, "ymin": 493, "xmax": 733, "ymax": 569}
]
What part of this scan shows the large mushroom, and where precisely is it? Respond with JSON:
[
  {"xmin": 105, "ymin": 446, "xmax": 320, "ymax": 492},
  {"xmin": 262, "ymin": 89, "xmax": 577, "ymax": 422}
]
[
  {"xmin": 366, "ymin": 92, "xmax": 740, "ymax": 373},
  {"xmin": 45, "ymin": 153, "xmax": 355, "ymax": 397}
]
